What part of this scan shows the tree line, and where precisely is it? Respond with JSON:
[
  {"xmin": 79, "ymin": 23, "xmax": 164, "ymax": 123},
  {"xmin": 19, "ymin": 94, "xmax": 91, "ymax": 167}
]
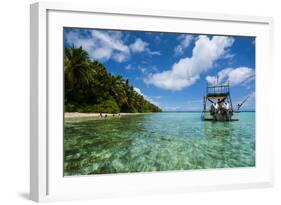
[{"xmin": 64, "ymin": 47, "xmax": 162, "ymax": 114}]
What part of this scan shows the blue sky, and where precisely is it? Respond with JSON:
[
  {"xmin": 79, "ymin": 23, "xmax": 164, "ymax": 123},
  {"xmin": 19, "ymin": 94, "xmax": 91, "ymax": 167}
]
[{"xmin": 64, "ymin": 28, "xmax": 255, "ymax": 111}]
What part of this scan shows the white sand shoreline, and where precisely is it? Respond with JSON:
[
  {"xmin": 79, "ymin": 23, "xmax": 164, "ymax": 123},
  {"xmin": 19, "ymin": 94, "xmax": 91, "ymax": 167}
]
[{"xmin": 64, "ymin": 112, "xmax": 146, "ymax": 119}]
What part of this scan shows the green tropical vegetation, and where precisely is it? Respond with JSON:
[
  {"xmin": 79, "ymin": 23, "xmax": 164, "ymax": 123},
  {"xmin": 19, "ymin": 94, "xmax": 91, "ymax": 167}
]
[{"xmin": 64, "ymin": 47, "xmax": 162, "ymax": 114}]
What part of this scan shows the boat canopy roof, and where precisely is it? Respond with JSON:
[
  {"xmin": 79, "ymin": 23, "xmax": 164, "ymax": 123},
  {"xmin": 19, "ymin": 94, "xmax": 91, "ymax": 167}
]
[{"xmin": 206, "ymin": 84, "xmax": 230, "ymax": 99}]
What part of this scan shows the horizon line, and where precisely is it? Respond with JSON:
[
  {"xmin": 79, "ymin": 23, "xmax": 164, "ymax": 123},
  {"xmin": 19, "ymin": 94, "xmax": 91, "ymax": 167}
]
[{"xmin": 162, "ymin": 110, "xmax": 256, "ymax": 112}]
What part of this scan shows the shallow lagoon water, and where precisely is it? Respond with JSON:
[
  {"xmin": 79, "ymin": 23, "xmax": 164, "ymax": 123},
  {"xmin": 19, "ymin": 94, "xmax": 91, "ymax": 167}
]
[{"xmin": 64, "ymin": 112, "xmax": 255, "ymax": 176}]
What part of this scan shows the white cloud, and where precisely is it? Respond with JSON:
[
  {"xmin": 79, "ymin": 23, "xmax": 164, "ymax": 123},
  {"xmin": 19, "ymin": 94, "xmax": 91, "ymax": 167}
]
[
  {"xmin": 206, "ymin": 67, "xmax": 255, "ymax": 86},
  {"xmin": 91, "ymin": 30, "xmax": 129, "ymax": 53},
  {"xmin": 125, "ymin": 64, "xmax": 133, "ymax": 70},
  {"xmin": 174, "ymin": 34, "xmax": 194, "ymax": 56},
  {"xmin": 148, "ymin": 50, "xmax": 161, "ymax": 56},
  {"xmin": 138, "ymin": 65, "xmax": 158, "ymax": 75},
  {"xmin": 130, "ymin": 38, "xmax": 148, "ymax": 53},
  {"xmin": 92, "ymin": 47, "xmax": 112, "ymax": 60},
  {"xmin": 223, "ymin": 53, "xmax": 235, "ymax": 59},
  {"xmin": 112, "ymin": 53, "xmax": 127, "ymax": 62},
  {"xmin": 145, "ymin": 35, "xmax": 234, "ymax": 91},
  {"xmin": 130, "ymin": 38, "xmax": 161, "ymax": 56},
  {"xmin": 133, "ymin": 87, "xmax": 161, "ymax": 106},
  {"xmin": 133, "ymin": 87, "xmax": 143, "ymax": 95},
  {"xmin": 65, "ymin": 30, "xmax": 160, "ymax": 62},
  {"xmin": 65, "ymin": 29, "xmax": 130, "ymax": 62},
  {"xmin": 206, "ymin": 76, "xmax": 217, "ymax": 85}
]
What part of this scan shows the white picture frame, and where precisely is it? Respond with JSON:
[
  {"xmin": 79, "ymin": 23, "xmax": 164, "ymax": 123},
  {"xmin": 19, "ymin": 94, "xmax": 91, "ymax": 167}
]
[{"xmin": 30, "ymin": 2, "xmax": 274, "ymax": 202}]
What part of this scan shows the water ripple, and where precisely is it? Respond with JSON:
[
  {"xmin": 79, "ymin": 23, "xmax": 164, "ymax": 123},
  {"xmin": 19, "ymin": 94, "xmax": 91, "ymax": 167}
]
[{"xmin": 64, "ymin": 112, "xmax": 255, "ymax": 176}]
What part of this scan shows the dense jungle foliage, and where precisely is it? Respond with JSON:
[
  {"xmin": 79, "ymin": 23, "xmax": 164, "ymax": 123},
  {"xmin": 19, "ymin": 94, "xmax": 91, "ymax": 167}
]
[{"xmin": 64, "ymin": 47, "xmax": 162, "ymax": 114}]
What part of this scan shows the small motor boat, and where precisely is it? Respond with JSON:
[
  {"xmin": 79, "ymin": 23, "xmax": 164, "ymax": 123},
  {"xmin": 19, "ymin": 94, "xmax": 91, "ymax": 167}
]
[{"xmin": 201, "ymin": 82, "xmax": 240, "ymax": 121}]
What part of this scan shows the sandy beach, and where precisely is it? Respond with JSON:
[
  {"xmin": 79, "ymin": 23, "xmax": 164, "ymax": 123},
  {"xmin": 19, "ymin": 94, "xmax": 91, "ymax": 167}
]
[{"xmin": 64, "ymin": 112, "xmax": 145, "ymax": 119}]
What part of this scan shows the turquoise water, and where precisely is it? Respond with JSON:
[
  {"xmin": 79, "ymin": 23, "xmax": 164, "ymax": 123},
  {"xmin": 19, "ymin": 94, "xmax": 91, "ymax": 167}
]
[{"xmin": 64, "ymin": 112, "xmax": 255, "ymax": 176}]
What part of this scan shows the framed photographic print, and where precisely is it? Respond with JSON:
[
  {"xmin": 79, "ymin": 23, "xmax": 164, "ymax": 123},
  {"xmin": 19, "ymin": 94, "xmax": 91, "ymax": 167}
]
[{"xmin": 30, "ymin": 2, "xmax": 274, "ymax": 202}]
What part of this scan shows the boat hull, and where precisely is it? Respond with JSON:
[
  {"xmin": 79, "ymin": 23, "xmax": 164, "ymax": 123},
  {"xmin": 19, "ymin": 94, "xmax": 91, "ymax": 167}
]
[{"xmin": 201, "ymin": 111, "xmax": 240, "ymax": 121}]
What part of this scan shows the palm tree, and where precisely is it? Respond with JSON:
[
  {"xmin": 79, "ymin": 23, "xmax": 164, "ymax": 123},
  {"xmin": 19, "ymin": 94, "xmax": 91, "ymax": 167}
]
[
  {"xmin": 63, "ymin": 46, "xmax": 162, "ymax": 113},
  {"xmin": 110, "ymin": 75, "xmax": 128, "ymax": 107},
  {"xmin": 64, "ymin": 47, "xmax": 95, "ymax": 89}
]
